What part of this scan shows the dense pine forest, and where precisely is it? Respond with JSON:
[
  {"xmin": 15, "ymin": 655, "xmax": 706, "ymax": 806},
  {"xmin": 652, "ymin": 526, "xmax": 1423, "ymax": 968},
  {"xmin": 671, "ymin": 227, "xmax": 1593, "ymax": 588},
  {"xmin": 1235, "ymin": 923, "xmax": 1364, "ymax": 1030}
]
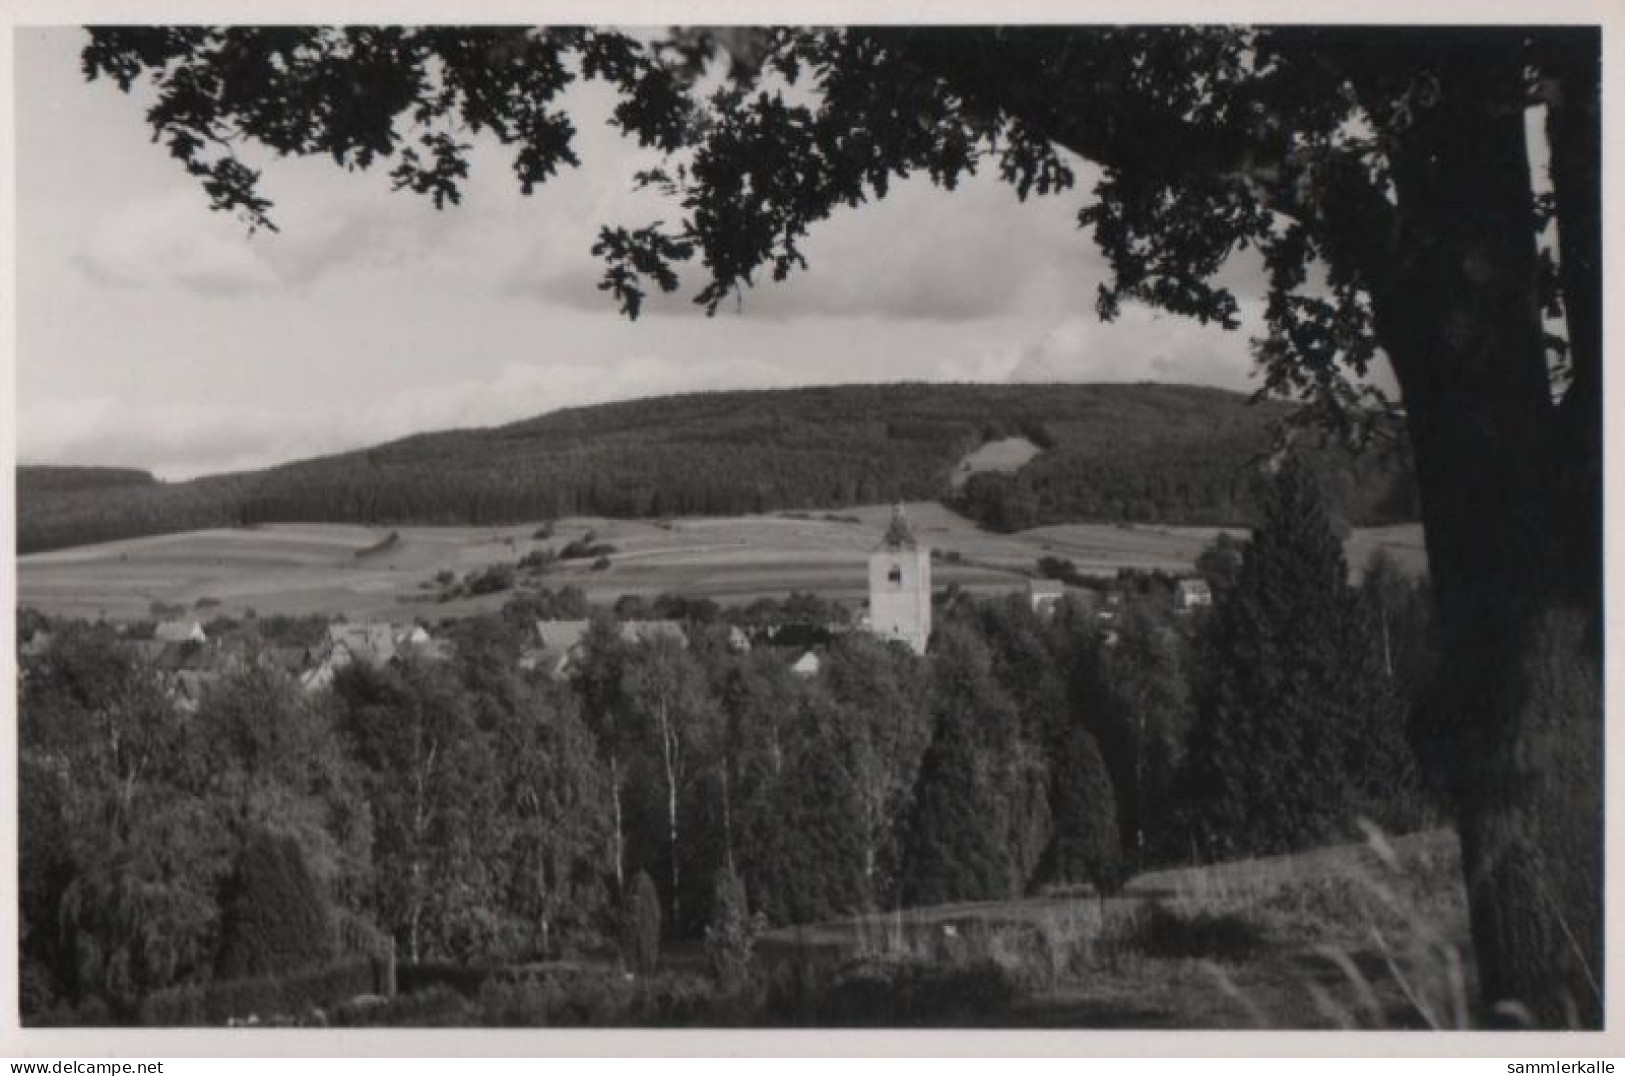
[{"xmin": 18, "ymin": 383, "xmax": 1417, "ymax": 553}]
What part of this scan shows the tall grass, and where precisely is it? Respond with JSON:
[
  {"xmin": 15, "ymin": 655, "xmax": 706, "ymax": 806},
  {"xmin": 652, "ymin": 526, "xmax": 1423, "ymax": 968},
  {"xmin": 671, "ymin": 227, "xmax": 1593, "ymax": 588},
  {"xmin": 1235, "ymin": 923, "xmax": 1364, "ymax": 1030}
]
[
  {"xmin": 1117, "ymin": 823, "xmax": 1474, "ymax": 1028},
  {"xmin": 824, "ymin": 825, "xmax": 1475, "ymax": 1029}
]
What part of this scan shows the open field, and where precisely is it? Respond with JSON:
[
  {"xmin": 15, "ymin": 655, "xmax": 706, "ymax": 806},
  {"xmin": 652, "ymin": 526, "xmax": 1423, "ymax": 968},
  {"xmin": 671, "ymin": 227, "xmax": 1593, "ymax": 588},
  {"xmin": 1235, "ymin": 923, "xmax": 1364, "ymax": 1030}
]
[
  {"xmin": 948, "ymin": 434, "xmax": 1045, "ymax": 488},
  {"xmin": 17, "ymin": 502, "xmax": 1427, "ymax": 623}
]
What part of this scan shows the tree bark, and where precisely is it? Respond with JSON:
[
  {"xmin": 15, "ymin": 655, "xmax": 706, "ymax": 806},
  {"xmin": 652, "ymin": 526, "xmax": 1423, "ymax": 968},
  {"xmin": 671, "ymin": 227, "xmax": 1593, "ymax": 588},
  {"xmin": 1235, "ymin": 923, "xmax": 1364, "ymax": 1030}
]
[
  {"xmin": 609, "ymin": 750, "xmax": 625, "ymax": 892},
  {"xmin": 1367, "ymin": 42, "xmax": 1602, "ymax": 1027},
  {"xmin": 658, "ymin": 698, "xmax": 682, "ymax": 929},
  {"xmin": 1543, "ymin": 29, "xmax": 1603, "ymax": 616}
]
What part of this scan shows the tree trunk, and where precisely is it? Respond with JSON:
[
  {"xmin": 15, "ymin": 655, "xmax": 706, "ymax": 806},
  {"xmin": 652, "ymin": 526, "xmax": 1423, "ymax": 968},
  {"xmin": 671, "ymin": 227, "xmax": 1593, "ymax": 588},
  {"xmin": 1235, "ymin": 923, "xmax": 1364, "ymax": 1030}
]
[
  {"xmin": 608, "ymin": 750, "xmax": 625, "ymax": 893},
  {"xmin": 659, "ymin": 699, "xmax": 682, "ymax": 929},
  {"xmin": 1370, "ymin": 42, "xmax": 1602, "ymax": 1027},
  {"xmin": 721, "ymin": 767, "xmax": 734, "ymax": 871}
]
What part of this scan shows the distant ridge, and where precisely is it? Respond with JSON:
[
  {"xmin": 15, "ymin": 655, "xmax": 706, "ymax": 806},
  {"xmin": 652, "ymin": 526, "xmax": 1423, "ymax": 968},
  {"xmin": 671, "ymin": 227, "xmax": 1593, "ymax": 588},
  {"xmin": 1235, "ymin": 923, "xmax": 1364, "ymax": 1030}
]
[
  {"xmin": 17, "ymin": 383, "xmax": 1416, "ymax": 553},
  {"xmin": 17, "ymin": 465, "xmax": 157, "ymax": 497}
]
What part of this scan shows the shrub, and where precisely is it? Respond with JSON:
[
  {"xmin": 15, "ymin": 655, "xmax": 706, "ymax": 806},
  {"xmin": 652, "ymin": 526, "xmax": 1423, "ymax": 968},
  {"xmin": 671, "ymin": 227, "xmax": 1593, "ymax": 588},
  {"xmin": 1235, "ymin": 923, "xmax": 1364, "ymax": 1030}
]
[
  {"xmin": 621, "ymin": 872, "xmax": 662, "ymax": 975},
  {"xmin": 518, "ymin": 548, "xmax": 555, "ymax": 572},
  {"xmin": 215, "ymin": 828, "xmax": 334, "ymax": 981},
  {"xmin": 467, "ymin": 563, "xmax": 516, "ymax": 595},
  {"xmin": 476, "ymin": 968, "xmax": 632, "ymax": 1027},
  {"xmin": 471, "ymin": 966, "xmax": 730, "ymax": 1028},
  {"xmin": 704, "ymin": 863, "xmax": 759, "ymax": 991},
  {"xmin": 138, "ymin": 957, "xmax": 378, "ymax": 1026},
  {"xmin": 761, "ymin": 955, "xmax": 1019, "ymax": 1027},
  {"xmin": 1036, "ymin": 555, "xmax": 1084, "ymax": 585},
  {"xmin": 138, "ymin": 984, "xmax": 207, "ymax": 1027},
  {"xmin": 559, "ymin": 538, "xmax": 618, "ymax": 561},
  {"xmin": 397, "ymin": 962, "xmax": 499, "ymax": 998},
  {"xmin": 1126, "ymin": 902, "xmax": 1267, "ymax": 963},
  {"xmin": 591, "ymin": 554, "xmax": 613, "ymax": 571},
  {"xmin": 331, "ymin": 984, "xmax": 476, "ymax": 1027},
  {"xmin": 532, "ymin": 522, "xmax": 556, "ymax": 541}
]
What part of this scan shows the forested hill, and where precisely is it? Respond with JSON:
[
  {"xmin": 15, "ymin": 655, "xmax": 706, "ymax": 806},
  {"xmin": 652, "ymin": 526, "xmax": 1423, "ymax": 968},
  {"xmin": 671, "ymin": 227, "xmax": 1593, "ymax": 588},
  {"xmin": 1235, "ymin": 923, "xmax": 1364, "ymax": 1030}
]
[
  {"xmin": 17, "ymin": 465, "xmax": 158, "ymax": 497},
  {"xmin": 17, "ymin": 383, "xmax": 1417, "ymax": 553}
]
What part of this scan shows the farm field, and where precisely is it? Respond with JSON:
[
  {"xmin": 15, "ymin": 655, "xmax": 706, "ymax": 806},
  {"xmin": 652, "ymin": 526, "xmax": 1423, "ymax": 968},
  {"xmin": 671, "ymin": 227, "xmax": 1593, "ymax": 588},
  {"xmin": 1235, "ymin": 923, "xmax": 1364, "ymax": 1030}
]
[{"xmin": 16, "ymin": 502, "xmax": 1427, "ymax": 623}]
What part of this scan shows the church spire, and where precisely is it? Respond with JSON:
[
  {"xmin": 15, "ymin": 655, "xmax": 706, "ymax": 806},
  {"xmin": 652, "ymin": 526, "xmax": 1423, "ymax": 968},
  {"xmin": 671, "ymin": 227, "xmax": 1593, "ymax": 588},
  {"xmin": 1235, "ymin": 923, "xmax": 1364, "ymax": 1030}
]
[{"xmin": 880, "ymin": 502, "xmax": 917, "ymax": 550}]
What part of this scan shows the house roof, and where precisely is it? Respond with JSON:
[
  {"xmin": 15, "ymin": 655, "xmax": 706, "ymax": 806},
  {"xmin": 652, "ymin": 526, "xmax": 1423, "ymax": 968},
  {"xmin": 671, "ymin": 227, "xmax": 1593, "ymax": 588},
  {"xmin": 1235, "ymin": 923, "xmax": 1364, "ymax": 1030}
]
[
  {"xmin": 534, "ymin": 620, "xmax": 592, "ymax": 654},
  {"xmin": 154, "ymin": 619, "xmax": 206, "ymax": 642},
  {"xmin": 527, "ymin": 619, "xmax": 687, "ymax": 678},
  {"xmin": 1029, "ymin": 579, "xmax": 1066, "ymax": 597},
  {"xmin": 327, "ymin": 622, "xmax": 399, "ymax": 664},
  {"xmin": 398, "ymin": 636, "xmax": 452, "ymax": 663},
  {"xmin": 1177, "ymin": 578, "xmax": 1213, "ymax": 596},
  {"xmin": 518, "ymin": 646, "xmax": 562, "ymax": 675},
  {"xmin": 620, "ymin": 620, "xmax": 687, "ymax": 646},
  {"xmin": 533, "ymin": 619, "xmax": 687, "ymax": 650}
]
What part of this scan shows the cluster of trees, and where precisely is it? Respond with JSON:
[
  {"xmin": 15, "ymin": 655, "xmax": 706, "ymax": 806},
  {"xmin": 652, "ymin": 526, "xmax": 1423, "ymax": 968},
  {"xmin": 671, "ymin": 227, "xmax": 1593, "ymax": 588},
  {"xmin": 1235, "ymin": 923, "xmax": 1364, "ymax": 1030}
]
[
  {"xmin": 1183, "ymin": 465, "xmax": 1432, "ymax": 856},
  {"xmin": 951, "ymin": 430, "xmax": 1414, "ymax": 532},
  {"xmin": 73, "ymin": 22, "xmax": 1602, "ymax": 1025},
  {"xmin": 18, "ymin": 384, "xmax": 1414, "ymax": 554},
  {"xmin": 17, "ymin": 466, "xmax": 157, "ymax": 497},
  {"xmin": 20, "ymin": 463, "xmax": 1437, "ymax": 1023}
]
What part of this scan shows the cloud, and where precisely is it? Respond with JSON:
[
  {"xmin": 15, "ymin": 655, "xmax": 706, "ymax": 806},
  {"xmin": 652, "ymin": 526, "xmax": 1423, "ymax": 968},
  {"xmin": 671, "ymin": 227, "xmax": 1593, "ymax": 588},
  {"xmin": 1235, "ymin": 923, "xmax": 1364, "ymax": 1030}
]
[
  {"xmin": 505, "ymin": 154, "xmax": 1106, "ymax": 323},
  {"xmin": 71, "ymin": 192, "xmax": 281, "ymax": 296},
  {"xmin": 999, "ymin": 302, "xmax": 1265, "ymax": 390},
  {"xmin": 20, "ymin": 353, "xmax": 801, "ymax": 479}
]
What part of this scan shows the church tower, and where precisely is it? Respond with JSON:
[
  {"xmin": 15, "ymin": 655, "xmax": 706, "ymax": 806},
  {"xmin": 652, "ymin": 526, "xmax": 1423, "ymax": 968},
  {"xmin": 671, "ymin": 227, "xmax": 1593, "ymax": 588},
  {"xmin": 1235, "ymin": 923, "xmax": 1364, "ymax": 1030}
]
[{"xmin": 868, "ymin": 505, "xmax": 932, "ymax": 655}]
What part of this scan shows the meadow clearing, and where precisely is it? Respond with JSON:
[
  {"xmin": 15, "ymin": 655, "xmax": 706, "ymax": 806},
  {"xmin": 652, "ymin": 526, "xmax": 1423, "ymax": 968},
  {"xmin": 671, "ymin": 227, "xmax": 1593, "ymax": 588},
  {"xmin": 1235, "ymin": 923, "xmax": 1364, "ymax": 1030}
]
[
  {"xmin": 948, "ymin": 435, "xmax": 1047, "ymax": 489},
  {"xmin": 16, "ymin": 501, "xmax": 1428, "ymax": 623}
]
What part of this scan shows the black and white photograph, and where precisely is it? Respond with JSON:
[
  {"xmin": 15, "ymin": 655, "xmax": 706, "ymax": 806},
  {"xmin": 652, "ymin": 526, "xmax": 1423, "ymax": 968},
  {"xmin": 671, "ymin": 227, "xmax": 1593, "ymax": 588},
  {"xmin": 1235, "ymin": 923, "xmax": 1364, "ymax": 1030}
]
[{"xmin": 5, "ymin": 9, "xmax": 1614, "ymax": 1049}]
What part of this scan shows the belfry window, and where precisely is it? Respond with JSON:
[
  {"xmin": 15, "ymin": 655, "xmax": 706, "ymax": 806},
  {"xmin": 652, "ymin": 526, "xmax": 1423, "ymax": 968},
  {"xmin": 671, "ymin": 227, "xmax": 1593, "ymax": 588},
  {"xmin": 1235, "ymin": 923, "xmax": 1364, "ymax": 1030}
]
[{"xmin": 888, "ymin": 565, "xmax": 902, "ymax": 585}]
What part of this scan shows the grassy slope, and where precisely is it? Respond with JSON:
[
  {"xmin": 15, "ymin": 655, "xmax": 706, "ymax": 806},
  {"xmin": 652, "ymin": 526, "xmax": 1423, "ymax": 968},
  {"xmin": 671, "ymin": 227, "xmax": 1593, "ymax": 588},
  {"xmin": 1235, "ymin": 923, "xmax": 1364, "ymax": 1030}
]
[{"xmin": 760, "ymin": 828, "xmax": 1470, "ymax": 1029}]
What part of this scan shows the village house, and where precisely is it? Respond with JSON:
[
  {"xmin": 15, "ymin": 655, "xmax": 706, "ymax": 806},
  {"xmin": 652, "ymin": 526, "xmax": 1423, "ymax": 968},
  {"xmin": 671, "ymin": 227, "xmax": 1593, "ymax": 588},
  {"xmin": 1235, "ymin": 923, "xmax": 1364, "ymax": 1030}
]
[
  {"xmin": 135, "ymin": 638, "xmax": 220, "ymax": 712},
  {"xmin": 520, "ymin": 619, "xmax": 688, "ymax": 679},
  {"xmin": 301, "ymin": 622, "xmax": 435, "ymax": 690},
  {"xmin": 1176, "ymin": 577, "xmax": 1214, "ymax": 610},
  {"xmin": 18, "ymin": 629, "xmax": 54, "ymax": 660},
  {"xmin": 1028, "ymin": 578, "xmax": 1065, "ymax": 617},
  {"xmin": 153, "ymin": 619, "xmax": 208, "ymax": 644}
]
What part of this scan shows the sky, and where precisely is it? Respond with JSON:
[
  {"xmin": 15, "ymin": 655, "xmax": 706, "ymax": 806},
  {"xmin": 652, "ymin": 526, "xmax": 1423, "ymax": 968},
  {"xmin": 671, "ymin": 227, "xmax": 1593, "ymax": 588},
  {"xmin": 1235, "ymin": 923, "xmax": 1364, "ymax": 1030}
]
[{"xmin": 15, "ymin": 26, "xmax": 1284, "ymax": 480}]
